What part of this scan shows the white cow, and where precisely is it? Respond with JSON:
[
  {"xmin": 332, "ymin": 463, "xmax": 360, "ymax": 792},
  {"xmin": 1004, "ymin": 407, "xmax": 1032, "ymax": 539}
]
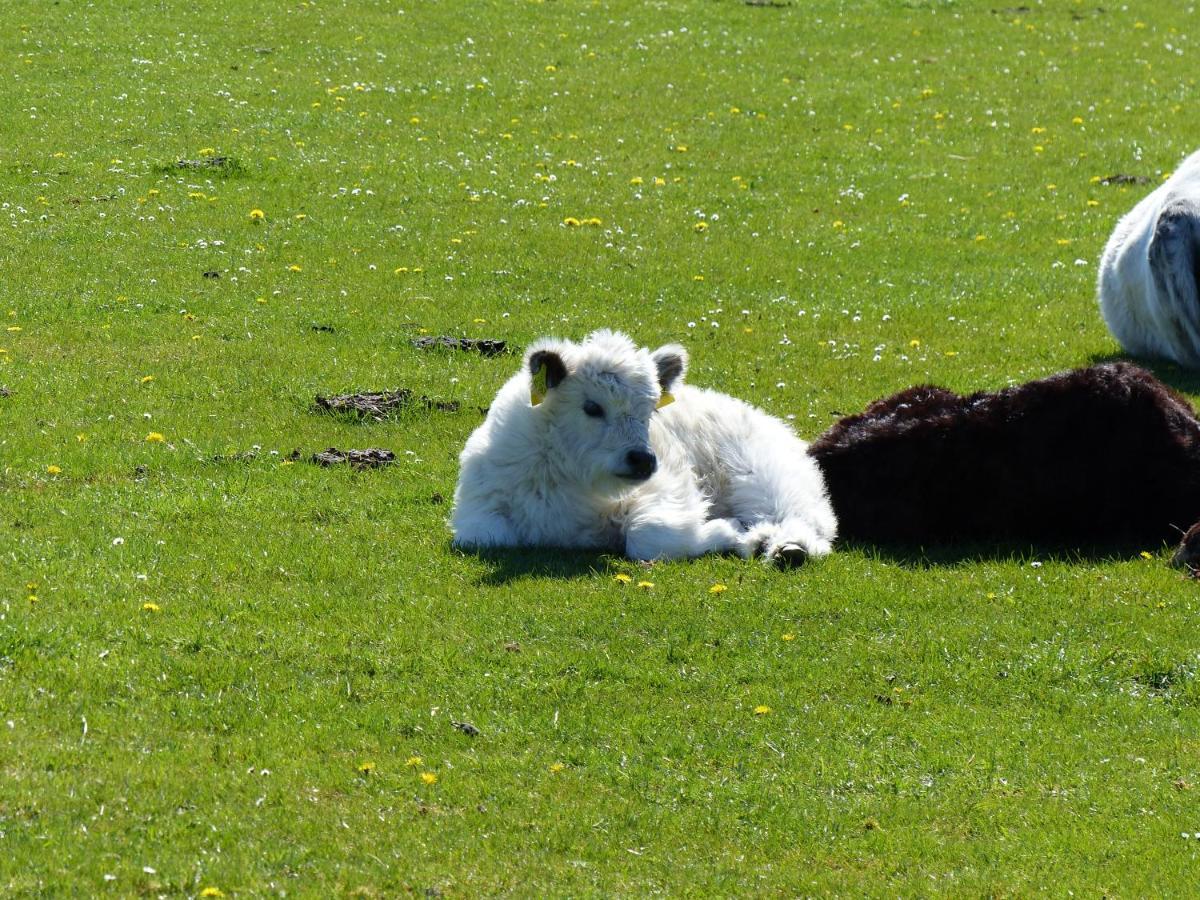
[
  {"xmin": 1099, "ymin": 150, "xmax": 1200, "ymax": 367},
  {"xmin": 451, "ymin": 330, "xmax": 836, "ymax": 565}
]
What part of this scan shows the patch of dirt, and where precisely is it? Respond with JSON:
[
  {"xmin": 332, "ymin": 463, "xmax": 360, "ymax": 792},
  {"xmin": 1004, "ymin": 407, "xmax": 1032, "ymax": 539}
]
[
  {"xmin": 0, "ymin": 387, "xmax": 11, "ymax": 398},
  {"xmin": 310, "ymin": 447, "xmax": 396, "ymax": 468},
  {"xmin": 210, "ymin": 448, "xmax": 262, "ymax": 464},
  {"xmin": 421, "ymin": 397, "xmax": 460, "ymax": 413},
  {"xmin": 1100, "ymin": 173, "xmax": 1151, "ymax": 186},
  {"xmin": 411, "ymin": 335, "xmax": 508, "ymax": 357},
  {"xmin": 175, "ymin": 156, "xmax": 238, "ymax": 171}
]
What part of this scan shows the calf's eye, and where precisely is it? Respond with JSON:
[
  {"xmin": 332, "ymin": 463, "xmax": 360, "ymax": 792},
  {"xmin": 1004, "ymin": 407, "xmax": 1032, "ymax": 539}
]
[{"xmin": 583, "ymin": 399, "xmax": 605, "ymax": 418}]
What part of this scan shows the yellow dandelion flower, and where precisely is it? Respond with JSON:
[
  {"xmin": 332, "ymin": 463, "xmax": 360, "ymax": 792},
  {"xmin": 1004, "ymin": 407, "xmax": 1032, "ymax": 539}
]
[
  {"xmin": 693, "ymin": 275, "xmax": 704, "ymax": 282},
  {"xmin": 909, "ymin": 339, "xmax": 921, "ymax": 348},
  {"xmin": 583, "ymin": 217, "xmax": 602, "ymax": 226},
  {"xmin": 142, "ymin": 602, "xmax": 161, "ymax": 613},
  {"xmin": 1031, "ymin": 126, "xmax": 1046, "ymax": 134},
  {"xmin": 708, "ymin": 584, "xmax": 727, "ymax": 594},
  {"xmin": 288, "ymin": 264, "xmax": 303, "ymax": 272},
  {"xmin": 563, "ymin": 217, "xmax": 581, "ymax": 227},
  {"xmin": 358, "ymin": 760, "xmax": 376, "ymax": 774},
  {"xmin": 420, "ymin": 771, "xmax": 438, "ymax": 785},
  {"xmin": 693, "ymin": 221, "xmax": 708, "ymax": 232},
  {"xmin": 198, "ymin": 147, "xmax": 217, "ymax": 156},
  {"xmin": 613, "ymin": 573, "xmax": 632, "ymax": 584},
  {"xmin": 249, "ymin": 208, "xmax": 265, "ymax": 221},
  {"xmin": 199, "ymin": 889, "xmax": 225, "ymax": 899},
  {"xmin": 549, "ymin": 762, "xmax": 566, "ymax": 773},
  {"xmin": 636, "ymin": 580, "xmax": 654, "ymax": 589},
  {"xmin": 832, "ymin": 220, "xmax": 845, "ymax": 229},
  {"xmin": 1072, "ymin": 116, "xmax": 1084, "ymax": 125},
  {"xmin": 630, "ymin": 176, "xmax": 643, "ymax": 185},
  {"xmin": 1140, "ymin": 550, "xmax": 1154, "ymax": 560},
  {"xmin": 544, "ymin": 64, "xmax": 557, "ymax": 72},
  {"xmin": 782, "ymin": 633, "xmax": 795, "ymax": 642},
  {"xmin": 46, "ymin": 465, "xmax": 62, "ymax": 475},
  {"xmin": 140, "ymin": 375, "xmax": 154, "ymax": 384},
  {"xmin": 975, "ymin": 234, "xmax": 987, "ymax": 242},
  {"xmin": 7, "ymin": 326, "xmax": 22, "ymax": 333},
  {"xmin": 1087, "ymin": 199, "xmax": 1100, "ymax": 207},
  {"xmin": 753, "ymin": 705, "xmax": 771, "ymax": 716},
  {"xmin": 146, "ymin": 432, "xmax": 165, "ymax": 443},
  {"xmin": 654, "ymin": 176, "xmax": 666, "ymax": 187},
  {"xmin": 405, "ymin": 755, "xmax": 423, "ymax": 767},
  {"xmin": 27, "ymin": 595, "xmax": 38, "ymax": 604}
]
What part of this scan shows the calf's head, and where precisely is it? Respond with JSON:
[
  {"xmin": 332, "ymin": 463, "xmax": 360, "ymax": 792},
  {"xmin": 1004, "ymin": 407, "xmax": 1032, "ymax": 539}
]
[{"xmin": 526, "ymin": 330, "xmax": 686, "ymax": 492}]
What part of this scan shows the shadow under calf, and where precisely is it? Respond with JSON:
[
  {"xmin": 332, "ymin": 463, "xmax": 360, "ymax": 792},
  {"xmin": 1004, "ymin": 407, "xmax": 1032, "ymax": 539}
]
[{"xmin": 809, "ymin": 362, "xmax": 1200, "ymax": 556}]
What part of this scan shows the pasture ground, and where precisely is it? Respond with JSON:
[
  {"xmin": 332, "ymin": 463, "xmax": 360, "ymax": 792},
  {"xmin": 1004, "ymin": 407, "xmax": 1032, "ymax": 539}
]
[{"xmin": 3, "ymin": 0, "xmax": 1200, "ymax": 894}]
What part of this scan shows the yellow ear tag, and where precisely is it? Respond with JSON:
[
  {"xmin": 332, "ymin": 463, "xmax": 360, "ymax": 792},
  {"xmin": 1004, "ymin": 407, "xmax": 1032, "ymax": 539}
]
[
  {"xmin": 656, "ymin": 392, "xmax": 675, "ymax": 410},
  {"xmin": 530, "ymin": 364, "xmax": 548, "ymax": 406}
]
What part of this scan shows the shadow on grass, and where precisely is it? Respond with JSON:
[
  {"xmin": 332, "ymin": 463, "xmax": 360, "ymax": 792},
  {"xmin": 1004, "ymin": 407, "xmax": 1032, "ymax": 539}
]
[
  {"xmin": 462, "ymin": 546, "xmax": 617, "ymax": 586},
  {"xmin": 838, "ymin": 535, "xmax": 1185, "ymax": 569},
  {"xmin": 1087, "ymin": 351, "xmax": 1200, "ymax": 396}
]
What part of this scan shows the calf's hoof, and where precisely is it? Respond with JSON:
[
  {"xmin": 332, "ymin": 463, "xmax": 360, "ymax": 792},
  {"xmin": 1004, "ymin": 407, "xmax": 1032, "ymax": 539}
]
[
  {"xmin": 1171, "ymin": 522, "xmax": 1200, "ymax": 573},
  {"xmin": 773, "ymin": 543, "xmax": 809, "ymax": 569}
]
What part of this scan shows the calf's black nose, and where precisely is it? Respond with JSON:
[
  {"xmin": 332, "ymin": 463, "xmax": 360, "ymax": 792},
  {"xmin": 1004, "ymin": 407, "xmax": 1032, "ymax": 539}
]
[{"xmin": 625, "ymin": 449, "xmax": 657, "ymax": 479}]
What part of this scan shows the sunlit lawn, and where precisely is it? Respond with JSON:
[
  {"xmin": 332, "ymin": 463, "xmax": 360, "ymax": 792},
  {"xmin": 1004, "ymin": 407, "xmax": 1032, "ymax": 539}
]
[{"xmin": 3, "ymin": 0, "xmax": 1200, "ymax": 895}]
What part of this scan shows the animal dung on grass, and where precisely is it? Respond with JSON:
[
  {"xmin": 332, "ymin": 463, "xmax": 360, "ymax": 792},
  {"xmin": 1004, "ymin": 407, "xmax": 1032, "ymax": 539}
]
[
  {"xmin": 316, "ymin": 389, "xmax": 413, "ymax": 419},
  {"xmin": 1098, "ymin": 148, "xmax": 1200, "ymax": 367},
  {"xmin": 313, "ymin": 389, "xmax": 459, "ymax": 420},
  {"xmin": 310, "ymin": 447, "xmax": 396, "ymax": 468},
  {"xmin": 411, "ymin": 335, "xmax": 508, "ymax": 357}
]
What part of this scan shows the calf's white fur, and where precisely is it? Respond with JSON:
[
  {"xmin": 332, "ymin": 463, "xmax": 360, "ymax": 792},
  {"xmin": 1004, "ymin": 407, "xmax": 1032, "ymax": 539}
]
[
  {"xmin": 451, "ymin": 330, "xmax": 836, "ymax": 564},
  {"xmin": 1099, "ymin": 149, "xmax": 1200, "ymax": 367}
]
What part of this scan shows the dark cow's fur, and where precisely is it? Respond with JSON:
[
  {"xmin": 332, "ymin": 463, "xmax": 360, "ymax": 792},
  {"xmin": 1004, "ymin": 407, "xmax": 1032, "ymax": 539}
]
[{"xmin": 808, "ymin": 362, "xmax": 1200, "ymax": 551}]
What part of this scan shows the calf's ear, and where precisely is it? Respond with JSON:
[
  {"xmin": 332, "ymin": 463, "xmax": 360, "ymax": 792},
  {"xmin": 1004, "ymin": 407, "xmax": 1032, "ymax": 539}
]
[
  {"xmin": 652, "ymin": 344, "xmax": 688, "ymax": 395},
  {"xmin": 528, "ymin": 349, "xmax": 568, "ymax": 406}
]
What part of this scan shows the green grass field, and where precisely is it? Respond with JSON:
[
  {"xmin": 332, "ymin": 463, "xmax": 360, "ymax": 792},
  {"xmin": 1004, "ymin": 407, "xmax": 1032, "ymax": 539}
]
[{"xmin": 4, "ymin": 0, "xmax": 1200, "ymax": 894}]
